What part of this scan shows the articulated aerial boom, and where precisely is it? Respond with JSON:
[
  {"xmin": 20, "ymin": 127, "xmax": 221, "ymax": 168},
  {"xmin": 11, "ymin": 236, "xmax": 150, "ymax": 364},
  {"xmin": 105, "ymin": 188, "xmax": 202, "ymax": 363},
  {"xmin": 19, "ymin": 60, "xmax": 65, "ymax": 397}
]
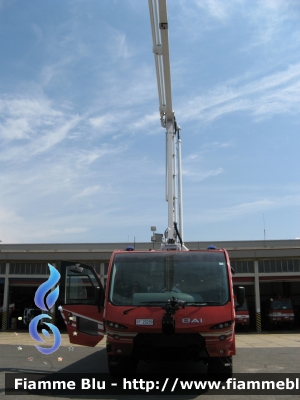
[{"xmin": 148, "ymin": 0, "xmax": 186, "ymax": 250}]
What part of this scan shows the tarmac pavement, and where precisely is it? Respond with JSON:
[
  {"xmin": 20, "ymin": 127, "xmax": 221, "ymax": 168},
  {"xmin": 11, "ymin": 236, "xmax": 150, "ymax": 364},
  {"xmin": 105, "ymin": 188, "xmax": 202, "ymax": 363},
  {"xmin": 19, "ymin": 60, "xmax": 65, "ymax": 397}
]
[
  {"xmin": 1, "ymin": 329, "xmax": 300, "ymax": 348},
  {"xmin": 1, "ymin": 330, "xmax": 300, "ymax": 399}
]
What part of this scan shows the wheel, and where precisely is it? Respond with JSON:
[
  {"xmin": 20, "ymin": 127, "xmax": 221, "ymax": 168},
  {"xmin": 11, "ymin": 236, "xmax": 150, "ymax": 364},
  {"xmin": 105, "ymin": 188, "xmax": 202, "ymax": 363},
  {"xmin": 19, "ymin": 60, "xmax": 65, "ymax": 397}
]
[
  {"xmin": 207, "ymin": 357, "xmax": 232, "ymax": 380},
  {"xmin": 288, "ymin": 322, "xmax": 294, "ymax": 330},
  {"xmin": 107, "ymin": 355, "xmax": 138, "ymax": 377},
  {"xmin": 269, "ymin": 323, "xmax": 273, "ymax": 331},
  {"xmin": 266, "ymin": 320, "xmax": 272, "ymax": 331}
]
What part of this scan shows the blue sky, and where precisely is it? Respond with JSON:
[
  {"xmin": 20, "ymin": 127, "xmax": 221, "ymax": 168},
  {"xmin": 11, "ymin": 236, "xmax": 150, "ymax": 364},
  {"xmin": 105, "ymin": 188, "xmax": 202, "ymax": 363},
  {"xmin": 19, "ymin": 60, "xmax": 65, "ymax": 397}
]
[{"xmin": 0, "ymin": 0, "xmax": 299, "ymax": 244}]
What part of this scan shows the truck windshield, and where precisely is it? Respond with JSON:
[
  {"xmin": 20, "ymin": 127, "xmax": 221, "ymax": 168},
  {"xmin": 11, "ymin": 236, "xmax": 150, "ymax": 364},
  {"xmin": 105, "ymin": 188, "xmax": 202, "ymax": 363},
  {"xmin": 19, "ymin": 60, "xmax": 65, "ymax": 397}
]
[
  {"xmin": 270, "ymin": 300, "xmax": 293, "ymax": 310},
  {"xmin": 109, "ymin": 251, "xmax": 229, "ymax": 306}
]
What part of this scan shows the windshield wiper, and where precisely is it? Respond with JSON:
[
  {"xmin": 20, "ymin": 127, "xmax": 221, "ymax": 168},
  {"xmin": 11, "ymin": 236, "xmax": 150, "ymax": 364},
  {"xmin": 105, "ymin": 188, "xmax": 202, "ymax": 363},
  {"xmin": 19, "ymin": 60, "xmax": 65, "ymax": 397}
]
[
  {"xmin": 187, "ymin": 301, "xmax": 222, "ymax": 306},
  {"xmin": 123, "ymin": 301, "xmax": 165, "ymax": 314},
  {"xmin": 123, "ymin": 307, "xmax": 139, "ymax": 315}
]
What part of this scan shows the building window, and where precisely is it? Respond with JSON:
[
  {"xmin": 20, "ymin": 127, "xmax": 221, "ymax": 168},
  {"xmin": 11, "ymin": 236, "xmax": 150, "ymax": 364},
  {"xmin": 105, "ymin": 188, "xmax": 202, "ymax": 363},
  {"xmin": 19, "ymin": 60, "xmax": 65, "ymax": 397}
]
[
  {"xmin": 9, "ymin": 262, "xmax": 49, "ymax": 275},
  {"xmin": 276, "ymin": 260, "xmax": 281, "ymax": 272},
  {"xmin": 231, "ymin": 260, "xmax": 254, "ymax": 274},
  {"xmin": 270, "ymin": 259, "xmax": 276, "ymax": 272},
  {"xmin": 248, "ymin": 261, "xmax": 254, "ymax": 273},
  {"xmin": 264, "ymin": 260, "xmax": 270, "ymax": 273},
  {"xmin": 282, "ymin": 260, "xmax": 288, "ymax": 272},
  {"xmin": 258, "ymin": 259, "xmax": 300, "ymax": 273},
  {"xmin": 288, "ymin": 259, "xmax": 294, "ymax": 272},
  {"xmin": 0, "ymin": 263, "xmax": 6, "ymax": 274},
  {"xmin": 104, "ymin": 262, "xmax": 109, "ymax": 275},
  {"xmin": 242, "ymin": 261, "xmax": 248, "ymax": 273},
  {"xmin": 94, "ymin": 262, "xmax": 101, "ymax": 275}
]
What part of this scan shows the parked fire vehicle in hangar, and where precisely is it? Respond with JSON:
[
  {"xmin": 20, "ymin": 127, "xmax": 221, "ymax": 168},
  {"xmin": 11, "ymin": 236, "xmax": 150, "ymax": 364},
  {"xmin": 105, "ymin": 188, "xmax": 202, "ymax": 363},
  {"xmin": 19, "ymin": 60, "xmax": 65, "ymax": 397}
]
[
  {"xmin": 266, "ymin": 296, "xmax": 295, "ymax": 329},
  {"xmin": 57, "ymin": 0, "xmax": 245, "ymax": 377},
  {"xmin": 234, "ymin": 298, "xmax": 250, "ymax": 331}
]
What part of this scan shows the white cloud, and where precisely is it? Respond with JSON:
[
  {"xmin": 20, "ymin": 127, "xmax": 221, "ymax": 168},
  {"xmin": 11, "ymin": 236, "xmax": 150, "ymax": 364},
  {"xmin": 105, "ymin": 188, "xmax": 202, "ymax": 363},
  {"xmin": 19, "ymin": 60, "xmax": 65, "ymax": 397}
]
[
  {"xmin": 73, "ymin": 185, "xmax": 101, "ymax": 199},
  {"xmin": 182, "ymin": 143, "xmax": 231, "ymax": 182},
  {"xmin": 130, "ymin": 113, "xmax": 158, "ymax": 133},
  {"xmin": 175, "ymin": 0, "xmax": 245, "ymax": 38},
  {"xmin": 74, "ymin": 145, "xmax": 126, "ymax": 167},
  {"xmin": 89, "ymin": 114, "xmax": 115, "ymax": 131},
  {"xmin": 181, "ymin": 63, "xmax": 300, "ymax": 123},
  {"xmin": 113, "ymin": 32, "xmax": 132, "ymax": 60},
  {"xmin": 187, "ymin": 195, "xmax": 300, "ymax": 224},
  {"xmin": 193, "ymin": 0, "xmax": 237, "ymax": 20},
  {"xmin": 0, "ymin": 113, "xmax": 81, "ymax": 162},
  {"xmin": 183, "ymin": 167, "xmax": 223, "ymax": 182},
  {"xmin": 244, "ymin": 0, "xmax": 299, "ymax": 49},
  {"xmin": 0, "ymin": 96, "xmax": 63, "ymax": 141},
  {"xmin": 0, "ymin": 205, "xmax": 21, "ymax": 224},
  {"xmin": 39, "ymin": 227, "xmax": 88, "ymax": 237}
]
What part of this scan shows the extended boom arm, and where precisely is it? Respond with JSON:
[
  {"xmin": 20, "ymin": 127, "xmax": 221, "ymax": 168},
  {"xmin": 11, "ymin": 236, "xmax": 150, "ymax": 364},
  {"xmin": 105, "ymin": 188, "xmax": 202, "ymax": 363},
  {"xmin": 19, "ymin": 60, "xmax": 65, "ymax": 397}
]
[{"xmin": 148, "ymin": 0, "xmax": 186, "ymax": 250}]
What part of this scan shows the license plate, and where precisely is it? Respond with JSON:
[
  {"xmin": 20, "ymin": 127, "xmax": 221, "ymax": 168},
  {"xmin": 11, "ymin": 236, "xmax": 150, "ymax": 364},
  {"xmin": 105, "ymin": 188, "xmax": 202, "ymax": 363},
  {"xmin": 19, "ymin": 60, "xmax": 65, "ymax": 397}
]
[{"xmin": 136, "ymin": 319, "xmax": 154, "ymax": 326}]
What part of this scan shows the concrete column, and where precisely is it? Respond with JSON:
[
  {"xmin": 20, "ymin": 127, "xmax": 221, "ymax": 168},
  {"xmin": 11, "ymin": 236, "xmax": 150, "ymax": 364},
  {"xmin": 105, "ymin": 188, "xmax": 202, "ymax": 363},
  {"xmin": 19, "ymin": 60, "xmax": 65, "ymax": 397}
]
[
  {"xmin": 254, "ymin": 260, "xmax": 261, "ymax": 332},
  {"xmin": 1, "ymin": 263, "xmax": 10, "ymax": 331}
]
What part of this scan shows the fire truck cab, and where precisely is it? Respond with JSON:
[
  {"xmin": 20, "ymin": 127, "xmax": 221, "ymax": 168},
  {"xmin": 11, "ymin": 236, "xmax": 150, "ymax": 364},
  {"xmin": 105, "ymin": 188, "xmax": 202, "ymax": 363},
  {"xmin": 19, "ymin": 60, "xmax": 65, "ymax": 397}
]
[
  {"xmin": 234, "ymin": 298, "xmax": 250, "ymax": 331},
  {"xmin": 266, "ymin": 296, "xmax": 295, "ymax": 330},
  {"xmin": 58, "ymin": 249, "xmax": 245, "ymax": 377}
]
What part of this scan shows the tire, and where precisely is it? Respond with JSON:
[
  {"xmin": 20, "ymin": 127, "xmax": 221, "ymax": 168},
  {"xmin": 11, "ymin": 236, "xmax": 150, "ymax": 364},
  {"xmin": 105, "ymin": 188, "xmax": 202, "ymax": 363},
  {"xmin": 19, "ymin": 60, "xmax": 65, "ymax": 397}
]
[
  {"xmin": 288, "ymin": 323, "xmax": 294, "ymax": 330},
  {"xmin": 266, "ymin": 320, "xmax": 272, "ymax": 331},
  {"xmin": 107, "ymin": 355, "xmax": 138, "ymax": 377},
  {"xmin": 207, "ymin": 357, "xmax": 232, "ymax": 380},
  {"xmin": 269, "ymin": 323, "xmax": 273, "ymax": 331}
]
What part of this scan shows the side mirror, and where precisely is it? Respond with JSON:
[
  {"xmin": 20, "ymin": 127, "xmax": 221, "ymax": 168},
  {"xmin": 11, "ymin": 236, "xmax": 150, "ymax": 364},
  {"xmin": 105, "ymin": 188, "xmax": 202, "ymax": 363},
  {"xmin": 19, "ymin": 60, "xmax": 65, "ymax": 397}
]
[
  {"xmin": 235, "ymin": 286, "xmax": 245, "ymax": 309},
  {"xmin": 69, "ymin": 264, "xmax": 84, "ymax": 273}
]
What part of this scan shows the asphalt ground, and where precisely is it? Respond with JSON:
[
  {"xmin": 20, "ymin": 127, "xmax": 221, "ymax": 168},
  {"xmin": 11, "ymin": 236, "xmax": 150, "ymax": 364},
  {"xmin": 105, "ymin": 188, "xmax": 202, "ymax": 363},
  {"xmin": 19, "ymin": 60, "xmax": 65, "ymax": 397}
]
[
  {"xmin": 1, "ymin": 328, "xmax": 300, "ymax": 348},
  {"xmin": 1, "ymin": 330, "xmax": 300, "ymax": 399}
]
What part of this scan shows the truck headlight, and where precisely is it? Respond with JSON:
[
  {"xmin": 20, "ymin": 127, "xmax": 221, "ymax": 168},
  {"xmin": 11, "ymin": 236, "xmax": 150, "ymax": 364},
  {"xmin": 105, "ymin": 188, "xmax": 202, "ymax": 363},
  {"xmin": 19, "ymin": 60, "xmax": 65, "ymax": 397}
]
[
  {"xmin": 210, "ymin": 320, "xmax": 234, "ymax": 330},
  {"xmin": 105, "ymin": 320, "xmax": 128, "ymax": 330}
]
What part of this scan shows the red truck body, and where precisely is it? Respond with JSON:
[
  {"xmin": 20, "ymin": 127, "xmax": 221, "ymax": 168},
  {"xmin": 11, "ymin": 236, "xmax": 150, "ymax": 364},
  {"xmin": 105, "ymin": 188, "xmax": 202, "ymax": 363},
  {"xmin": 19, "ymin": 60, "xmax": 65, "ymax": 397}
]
[
  {"xmin": 234, "ymin": 299, "xmax": 250, "ymax": 331},
  {"xmin": 58, "ymin": 248, "xmax": 243, "ymax": 376},
  {"xmin": 267, "ymin": 297, "xmax": 295, "ymax": 329}
]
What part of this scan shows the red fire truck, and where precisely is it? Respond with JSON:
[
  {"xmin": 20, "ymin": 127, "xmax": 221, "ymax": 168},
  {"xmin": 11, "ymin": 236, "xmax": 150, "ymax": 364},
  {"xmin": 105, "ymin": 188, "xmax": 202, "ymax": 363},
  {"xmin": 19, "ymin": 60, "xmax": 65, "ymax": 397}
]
[
  {"xmin": 266, "ymin": 297, "xmax": 295, "ymax": 330},
  {"xmin": 234, "ymin": 298, "xmax": 250, "ymax": 331},
  {"xmin": 58, "ymin": 251, "xmax": 245, "ymax": 377}
]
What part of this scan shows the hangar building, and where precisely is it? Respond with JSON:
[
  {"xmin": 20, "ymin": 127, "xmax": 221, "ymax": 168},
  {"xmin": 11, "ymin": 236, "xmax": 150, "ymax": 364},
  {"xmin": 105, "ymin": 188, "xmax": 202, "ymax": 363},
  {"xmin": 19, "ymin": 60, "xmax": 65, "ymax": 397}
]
[{"xmin": 1, "ymin": 239, "xmax": 300, "ymax": 332}]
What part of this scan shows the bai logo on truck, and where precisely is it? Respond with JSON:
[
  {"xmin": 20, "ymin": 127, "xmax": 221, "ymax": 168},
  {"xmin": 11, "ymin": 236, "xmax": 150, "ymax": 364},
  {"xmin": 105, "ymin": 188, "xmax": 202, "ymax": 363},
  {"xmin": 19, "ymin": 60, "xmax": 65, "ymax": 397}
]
[{"xmin": 182, "ymin": 318, "xmax": 203, "ymax": 324}]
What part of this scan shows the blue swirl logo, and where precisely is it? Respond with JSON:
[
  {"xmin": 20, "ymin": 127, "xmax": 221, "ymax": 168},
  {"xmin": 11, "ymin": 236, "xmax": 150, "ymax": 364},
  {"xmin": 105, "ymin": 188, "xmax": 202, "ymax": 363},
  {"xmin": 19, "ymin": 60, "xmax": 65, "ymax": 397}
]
[{"xmin": 29, "ymin": 263, "xmax": 61, "ymax": 355}]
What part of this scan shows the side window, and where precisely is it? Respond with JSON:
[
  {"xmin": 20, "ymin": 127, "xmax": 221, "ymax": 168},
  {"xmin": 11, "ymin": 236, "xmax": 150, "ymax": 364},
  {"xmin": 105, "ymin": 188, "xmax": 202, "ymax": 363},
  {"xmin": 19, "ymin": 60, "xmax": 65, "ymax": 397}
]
[
  {"xmin": 64, "ymin": 263, "xmax": 102, "ymax": 305},
  {"xmin": 67, "ymin": 276, "xmax": 88, "ymax": 301}
]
